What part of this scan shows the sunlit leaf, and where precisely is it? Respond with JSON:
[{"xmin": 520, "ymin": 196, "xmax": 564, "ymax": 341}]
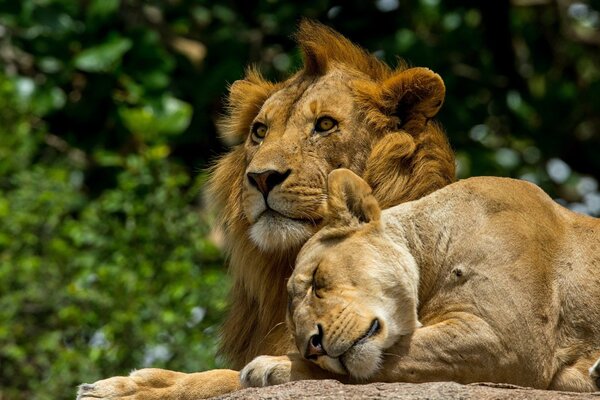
[
  {"xmin": 74, "ymin": 36, "xmax": 133, "ymax": 73},
  {"xmin": 119, "ymin": 96, "xmax": 193, "ymax": 141}
]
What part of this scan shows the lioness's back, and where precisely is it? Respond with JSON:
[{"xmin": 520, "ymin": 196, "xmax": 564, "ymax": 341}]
[
  {"xmin": 422, "ymin": 176, "xmax": 597, "ymax": 234},
  {"xmin": 414, "ymin": 176, "xmax": 600, "ymax": 379},
  {"xmin": 422, "ymin": 176, "xmax": 600, "ymax": 276},
  {"xmin": 392, "ymin": 176, "xmax": 600, "ymax": 390}
]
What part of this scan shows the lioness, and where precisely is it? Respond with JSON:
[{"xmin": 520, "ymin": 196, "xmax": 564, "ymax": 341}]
[
  {"xmin": 78, "ymin": 21, "xmax": 455, "ymax": 399},
  {"xmin": 242, "ymin": 169, "xmax": 600, "ymax": 392}
]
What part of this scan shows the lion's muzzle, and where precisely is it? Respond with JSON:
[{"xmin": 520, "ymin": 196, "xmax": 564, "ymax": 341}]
[{"xmin": 247, "ymin": 169, "xmax": 291, "ymax": 198}]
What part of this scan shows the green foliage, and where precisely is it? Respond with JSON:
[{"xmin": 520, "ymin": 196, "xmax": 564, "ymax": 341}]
[
  {"xmin": 74, "ymin": 35, "xmax": 133, "ymax": 73},
  {"xmin": 0, "ymin": 1, "xmax": 599, "ymax": 399},
  {"xmin": 0, "ymin": 73, "xmax": 226, "ymax": 400},
  {"xmin": 119, "ymin": 95, "xmax": 193, "ymax": 141}
]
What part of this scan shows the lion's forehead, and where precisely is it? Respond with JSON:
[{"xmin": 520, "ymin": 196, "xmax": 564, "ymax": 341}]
[{"xmin": 259, "ymin": 73, "xmax": 355, "ymax": 126}]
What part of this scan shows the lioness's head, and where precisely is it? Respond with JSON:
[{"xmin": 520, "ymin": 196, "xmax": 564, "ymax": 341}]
[
  {"xmin": 288, "ymin": 169, "xmax": 420, "ymax": 379},
  {"xmin": 213, "ymin": 20, "xmax": 448, "ymax": 253}
]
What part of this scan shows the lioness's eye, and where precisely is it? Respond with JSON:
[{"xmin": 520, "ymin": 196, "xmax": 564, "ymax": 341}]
[
  {"xmin": 312, "ymin": 268, "xmax": 322, "ymax": 298},
  {"xmin": 314, "ymin": 116, "xmax": 337, "ymax": 134},
  {"xmin": 251, "ymin": 122, "xmax": 268, "ymax": 142}
]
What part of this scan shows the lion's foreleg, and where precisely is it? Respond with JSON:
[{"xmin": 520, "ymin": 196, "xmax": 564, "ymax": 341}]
[{"xmin": 77, "ymin": 368, "xmax": 241, "ymax": 400}]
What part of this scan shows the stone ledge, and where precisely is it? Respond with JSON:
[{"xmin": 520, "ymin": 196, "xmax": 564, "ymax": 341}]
[{"xmin": 214, "ymin": 380, "xmax": 600, "ymax": 399}]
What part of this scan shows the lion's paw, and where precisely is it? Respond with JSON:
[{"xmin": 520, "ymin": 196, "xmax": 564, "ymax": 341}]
[
  {"xmin": 590, "ymin": 358, "xmax": 600, "ymax": 390},
  {"xmin": 77, "ymin": 375, "xmax": 139, "ymax": 400},
  {"xmin": 240, "ymin": 355, "xmax": 292, "ymax": 388},
  {"xmin": 76, "ymin": 368, "xmax": 182, "ymax": 400}
]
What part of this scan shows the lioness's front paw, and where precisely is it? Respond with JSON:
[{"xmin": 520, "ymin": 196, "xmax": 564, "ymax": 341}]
[
  {"xmin": 240, "ymin": 355, "xmax": 292, "ymax": 387},
  {"xmin": 590, "ymin": 358, "xmax": 600, "ymax": 389}
]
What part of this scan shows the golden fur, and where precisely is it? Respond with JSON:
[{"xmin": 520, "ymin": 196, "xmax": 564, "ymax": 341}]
[
  {"xmin": 77, "ymin": 20, "xmax": 455, "ymax": 400},
  {"xmin": 241, "ymin": 169, "xmax": 600, "ymax": 392}
]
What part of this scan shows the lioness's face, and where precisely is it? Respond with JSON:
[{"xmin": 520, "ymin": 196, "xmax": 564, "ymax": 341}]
[
  {"xmin": 242, "ymin": 70, "xmax": 374, "ymax": 252},
  {"xmin": 287, "ymin": 225, "xmax": 417, "ymax": 379},
  {"xmin": 285, "ymin": 168, "xmax": 420, "ymax": 380}
]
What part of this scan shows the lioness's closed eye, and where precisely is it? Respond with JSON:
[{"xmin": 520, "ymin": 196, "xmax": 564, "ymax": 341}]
[{"xmin": 275, "ymin": 169, "xmax": 600, "ymax": 391}]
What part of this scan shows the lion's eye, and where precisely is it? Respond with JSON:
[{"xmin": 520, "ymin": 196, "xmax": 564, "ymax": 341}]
[
  {"xmin": 314, "ymin": 116, "xmax": 337, "ymax": 134},
  {"xmin": 251, "ymin": 122, "xmax": 268, "ymax": 142}
]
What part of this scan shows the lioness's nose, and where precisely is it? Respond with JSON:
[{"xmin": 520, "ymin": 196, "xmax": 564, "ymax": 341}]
[
  {"xmin": 305, "ymin": 325, "xmax": 326, "ymax": 359},
  {"xmin": 247, "ymin": 169, "xmax": 290, "ymax": 196}
]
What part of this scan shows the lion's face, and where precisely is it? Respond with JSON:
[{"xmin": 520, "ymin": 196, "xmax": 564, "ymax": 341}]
[
  {"xmin": 214, "ymin": 21, "xmax": 448, "ymax": 256},
  {"xmin": 286, "ymin": 169, "xmax": 420, "ymax": 379},
  {"xmin": 242, "ymin": 71, "xmax": 374, "ymax": 252}
]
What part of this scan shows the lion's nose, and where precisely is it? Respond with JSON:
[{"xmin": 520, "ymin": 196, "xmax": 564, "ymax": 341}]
[
  {"xmin": 305, "ymin": 324, "xmax": 326, "ymax": 360},
  {"xmin": 247, "ymin": 169, "xmax": 291, "ymax": 197}
]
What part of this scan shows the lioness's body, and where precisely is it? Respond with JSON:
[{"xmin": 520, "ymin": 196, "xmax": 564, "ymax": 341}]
[
  {"xmin": 376, "ymin": 176, "xmax": 600, "ymax": 390},
  {"xmin": 242, "ymin": 173, "xmax": 600, "ymax": 391}
]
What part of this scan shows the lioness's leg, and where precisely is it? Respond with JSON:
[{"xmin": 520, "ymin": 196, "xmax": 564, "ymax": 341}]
[
  {"xmin": 549, "ymin": 353, "xmax": 598, "ymax": 393},
  {"xmin": 77, "ymin": 368, "xmax": 241, "ymax": 400},
  {"xmin": 373, "ymin": 313, "xmax": 540, "ymax": 387},
  {"xmin": 589, "ymin": 357, "xmax": 600, "ymax": 390},
  {"xmin": 243, "ymin": 314, "xmax": 532, "ymax": 388},
  {"xmin": 240, "ymin": 353, "xmax": 346, "ymax": 387}
]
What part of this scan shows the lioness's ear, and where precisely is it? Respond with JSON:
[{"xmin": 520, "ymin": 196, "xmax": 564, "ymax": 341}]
[
  {"xmin": 382, "ymin": 67, "xmax": 445, "ymax": 133},
  {"xmin": 217, "ymin": 67, "xmax": 277, "ymax": 146},
  {"xmin": 327, "ymin": 168, "xmax": 381, "ymax": 227}
]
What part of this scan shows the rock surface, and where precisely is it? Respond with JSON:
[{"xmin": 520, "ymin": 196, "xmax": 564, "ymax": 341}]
[{"xmin": 214, "ymin": 380, "xmax": 600, "ymax": 399}]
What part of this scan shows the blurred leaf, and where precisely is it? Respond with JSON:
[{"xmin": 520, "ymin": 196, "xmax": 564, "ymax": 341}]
[
  {"xmin": 87, "ymin": 0, "xmax": 120, "ymax": 20},
  {"xmin": 74, "ymin": 36, "xmax": 133, "ymax": 73},
  {"xmin": 119, "ymin": 96, "xmax": 193, "ymax": 141},
  {"xmin": 38, "ymin": 57, "xmax": 64, "ymax": 74}
]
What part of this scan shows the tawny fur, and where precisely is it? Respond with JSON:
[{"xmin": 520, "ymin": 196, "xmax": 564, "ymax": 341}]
[
  {"xmin": 77, "ymin": 20, "xmax": 455, "ymax": 400},
  {"xmin": 242, "ymin": 170, "xmax": 600, "ymax": 392}
]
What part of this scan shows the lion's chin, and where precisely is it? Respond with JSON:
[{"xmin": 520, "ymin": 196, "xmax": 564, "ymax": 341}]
[{"xmin": 249, "ymin": 211, "xmax": 316, "ymax": 253}]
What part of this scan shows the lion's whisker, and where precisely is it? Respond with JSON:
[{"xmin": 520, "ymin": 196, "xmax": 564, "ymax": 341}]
[
  {"xmin": 382, "ymin": 352, "xmax": 404, "ymax": 359},
  {"xmin": 256, "ymin": 321, "xmax": 287, "ymax": 346}
]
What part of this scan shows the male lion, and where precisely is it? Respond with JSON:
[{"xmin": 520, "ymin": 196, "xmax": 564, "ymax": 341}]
[
  {"xmin": 241, "ymin": 169, "xmax": 600, "ymax": 392},
  {"xmin": 77, "ymin": 21, "xmax": 455, "ymax": 399}
]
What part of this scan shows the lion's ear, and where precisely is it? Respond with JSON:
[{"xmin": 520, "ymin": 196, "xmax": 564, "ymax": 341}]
[
  {"xmin": 326, "ymin": 169, "xmax": 381, "ymax": 227},
  {"xmin": 217, "ymin": 67, "xmax": 276, "ymax": 146},
  {"xmin": 382, "ymin": 67, "xmax": 445, "ymax": 133}
]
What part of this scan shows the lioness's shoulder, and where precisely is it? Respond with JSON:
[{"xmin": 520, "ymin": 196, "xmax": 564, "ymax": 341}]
[
  {"xmin": 431, "ymin": 176, "xmax": 545, "ymax": 200},
  {"xmin": 425, "ymin": 176, "xmax": 560, "ymax": 217},
  {"xmin": 456, "ymin": 176, "xmax": 545, "ymax": 198}
]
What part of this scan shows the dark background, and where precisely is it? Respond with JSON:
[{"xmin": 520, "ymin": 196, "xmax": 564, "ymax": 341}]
[{"xmin": 0, "ymin": 1, "xmax": 599, "ymax": 399}]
